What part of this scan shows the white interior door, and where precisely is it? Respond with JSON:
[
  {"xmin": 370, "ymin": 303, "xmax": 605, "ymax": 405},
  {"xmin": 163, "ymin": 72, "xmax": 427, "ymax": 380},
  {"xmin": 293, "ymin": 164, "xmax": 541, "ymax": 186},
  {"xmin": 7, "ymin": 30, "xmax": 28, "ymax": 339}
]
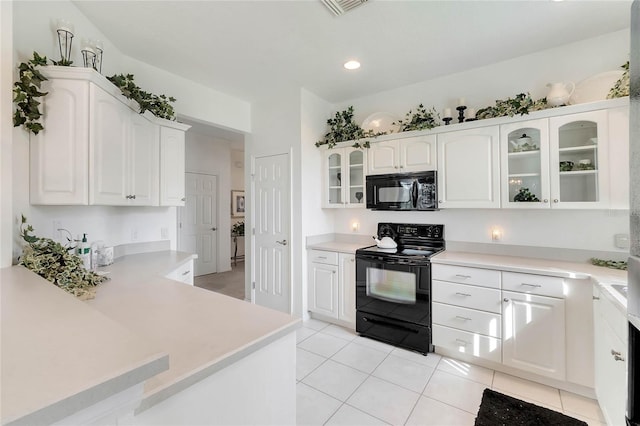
[
  {"xmin": 178, "ymin": 173, "xmax": 217, "ymax": 276},
  {"xmin": 253, "ymin": 154, "xmax": 290, "ymax": 313}
]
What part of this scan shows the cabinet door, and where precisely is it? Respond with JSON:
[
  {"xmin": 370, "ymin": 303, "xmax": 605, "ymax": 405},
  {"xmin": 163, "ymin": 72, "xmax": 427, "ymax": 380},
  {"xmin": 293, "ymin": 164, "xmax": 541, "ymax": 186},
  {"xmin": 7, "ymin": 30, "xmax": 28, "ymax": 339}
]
[
  {"xmin": 338, "ymin": 253, "xmax": 356, "ymax": 325},
  {"xmin": 323, "ymin": 150, "xmax": 344, "ymax": 208},
  {"xmin": 345, "ymin": 148, "xmax": 366, "ymax": 207},
  {"xmin": 160, "ymin": 126, "xmax": 186, "ymax": 206},
  {"xmin": 437, "ymin": 127, "xmax": 500, "ymax": 208},
  {"xmin": 308, "ymin": 262, "xmax": 338, "ymax": 318},
  {"xmin": 549, "ymin": 110, "xmax": 609, "ymax": 208},
  {"xmin": 129, "ymin": 114, "xmax": 159, "ymax": 206},
  {"xmin": 30, "ymin": 79, "xmax": 90, "ymax": 205},
  {"xmin": 502, "ymin": 291, "xmax": 566, "ymax": 380},
  {"xmin": 90, "ymin": 85, "xmax": 130, "ymax": 205},
  {"xmin": 367, "ymin": 140, "xmax": 399, "ymax": 175},
  {"xmin": 500, "ymin": 119, "xmax": 551, "ymax": 209},
  {"xmin": 593, "ymin": 290, "xmax": 627, "ymax": 426},
  {"xmin": 399, "ymin": 135, "xmax": 436, "ymax": 172}
]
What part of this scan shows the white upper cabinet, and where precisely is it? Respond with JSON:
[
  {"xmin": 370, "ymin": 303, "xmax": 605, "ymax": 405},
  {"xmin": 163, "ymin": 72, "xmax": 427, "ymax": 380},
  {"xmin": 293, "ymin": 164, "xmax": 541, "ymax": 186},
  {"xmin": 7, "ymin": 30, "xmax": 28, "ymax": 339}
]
[
  {"xmin": 29, "ymin": 67, "xmax": 189, "ymax": 207},
  {"xmin": 322, "ymin": 146, "xmax": 366, "ymax": 208},
  {"xmin": 437, "ymin": 126, "xmax": 500, "ymax": 208},
  {"xmin": 160, "ymin": 126, "xmax": 186, "ymax": 206},
  {"xmin": 367, "ymin": 135, "xmax": 436, "ymax": 175},
  {"xmin": 30, "ymin": 78, "xmax": 90, "ymax": 205},
  {"xmin": 549, "ymin": 110, "xmax": 610, "ymax": 209},
  {"xmin": 500, "ymin": 119, "xmax": 551, "ymax": 208}
]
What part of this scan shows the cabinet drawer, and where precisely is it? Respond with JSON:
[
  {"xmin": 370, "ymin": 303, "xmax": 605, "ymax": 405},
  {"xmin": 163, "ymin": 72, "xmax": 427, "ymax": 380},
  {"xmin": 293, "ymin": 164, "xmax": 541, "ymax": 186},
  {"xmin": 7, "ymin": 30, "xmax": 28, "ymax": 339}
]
[
  {"xmin": 308, "ymin": 250, "xmax": 339, "ymax": 265},
  {"xmin": 165, "ymin": 260, "xmax": 194, "ymax": 285},
  {"xmin": 502, "ymin": 272, "xmax": 564, "ymax": 298},
  {"xmin": 432, "ymin": 280, "xmax": 502, "ymax": 314},
  {"xmin": 432, "ymin": 264, "xmax": 501, "ymax": 289},
  {"xmin": 432, "ymin": 302, "xmax": 501, "ymax": 338},
  {"xmin": 433, "ymin": 324, "xmax": 502, "ymax": 363}
]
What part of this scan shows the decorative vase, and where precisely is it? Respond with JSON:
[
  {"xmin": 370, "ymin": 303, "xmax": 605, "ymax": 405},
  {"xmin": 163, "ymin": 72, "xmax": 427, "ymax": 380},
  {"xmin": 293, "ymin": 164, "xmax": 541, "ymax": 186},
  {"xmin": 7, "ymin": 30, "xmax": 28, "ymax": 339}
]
[{"xmin": 546, "ymin": 82, "xmax": 575, "ymax": 107}]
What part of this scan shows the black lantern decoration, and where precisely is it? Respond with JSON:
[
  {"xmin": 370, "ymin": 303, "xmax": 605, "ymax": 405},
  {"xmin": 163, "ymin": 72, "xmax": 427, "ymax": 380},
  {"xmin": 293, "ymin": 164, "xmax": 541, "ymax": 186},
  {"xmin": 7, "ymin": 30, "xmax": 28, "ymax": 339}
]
[
  {"xmin": 55, "ymin": 19, "xmax": 74, "ymax": 66},
  {"xmin": 94, "ymin": 39, "xmax": 104, "ymax": 73},
  {"xmin": 81, "ymin": 39, "xmax": 97, "ymax": 70}
]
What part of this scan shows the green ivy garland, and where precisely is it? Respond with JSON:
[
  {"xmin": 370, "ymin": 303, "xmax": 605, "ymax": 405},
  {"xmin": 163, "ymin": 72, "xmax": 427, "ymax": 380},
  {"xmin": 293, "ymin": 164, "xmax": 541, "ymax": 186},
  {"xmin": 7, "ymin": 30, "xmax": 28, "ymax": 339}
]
[
  {"xmin": 315, "ymin": 106, "xmax": 384, "ymax": 149},
  {"xmin": 18, "ymin": 215, "xmax": 107, "ymax": 300},
  {"xmin": 12, "ymin": 52, "xmax": 49, "ymax": 135},
  {"xmin": 107, "ymin": 74, "xmax": 177, "ymax": 121},
  {"xmin": 393, "ymin": 103, "xmax": 440, "ymax": 132},
  {"xmin": 13, "ymin": 51, "xmax": 177, "ymax": 135}
]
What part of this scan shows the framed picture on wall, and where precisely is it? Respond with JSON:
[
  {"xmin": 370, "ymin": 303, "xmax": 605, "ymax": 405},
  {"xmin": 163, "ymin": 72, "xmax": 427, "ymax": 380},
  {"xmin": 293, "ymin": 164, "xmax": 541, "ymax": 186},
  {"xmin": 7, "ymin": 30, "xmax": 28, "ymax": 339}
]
[{"xmin": 231, "ymin": 190, "xmax": 245, "ymax": 217}]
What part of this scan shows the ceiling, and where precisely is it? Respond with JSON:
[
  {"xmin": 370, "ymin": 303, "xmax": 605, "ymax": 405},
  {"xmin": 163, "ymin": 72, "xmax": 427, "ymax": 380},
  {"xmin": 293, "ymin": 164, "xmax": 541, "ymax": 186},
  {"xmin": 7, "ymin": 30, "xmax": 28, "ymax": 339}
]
[{"xmin": 73, "ymin": 0, "xmax": 631, "ymax": 105}]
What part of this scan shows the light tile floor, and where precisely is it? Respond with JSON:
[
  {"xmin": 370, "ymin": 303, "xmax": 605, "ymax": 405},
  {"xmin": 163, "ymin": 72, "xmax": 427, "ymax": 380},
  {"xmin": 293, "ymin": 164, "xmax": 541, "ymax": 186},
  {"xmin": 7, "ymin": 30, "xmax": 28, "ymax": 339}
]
[{"xmin": 296, "ymin": 318, "xmax": 606, "ymax": 426}]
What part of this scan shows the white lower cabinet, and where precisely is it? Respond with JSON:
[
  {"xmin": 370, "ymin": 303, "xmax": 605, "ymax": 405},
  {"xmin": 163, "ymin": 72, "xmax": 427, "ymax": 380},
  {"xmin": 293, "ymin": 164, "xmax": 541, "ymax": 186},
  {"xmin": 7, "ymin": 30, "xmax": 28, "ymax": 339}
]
[
  {"xmin": 593, "ymin": 285, "xmax": 627, "ymax": 426},
  {"xmin": 307, "ymin": 249, "xmax": 356, "ymax": 327},
  {"xmin": 165, "ymin": 259, "xmax": 194, "ymax": 285},
  {"xmin": 432, "ymin": 264, "xmax": 571, "ymax": 384},
  {"xmin": 502, "ymin": 290, "xmax": 566, "ymax": 380}
]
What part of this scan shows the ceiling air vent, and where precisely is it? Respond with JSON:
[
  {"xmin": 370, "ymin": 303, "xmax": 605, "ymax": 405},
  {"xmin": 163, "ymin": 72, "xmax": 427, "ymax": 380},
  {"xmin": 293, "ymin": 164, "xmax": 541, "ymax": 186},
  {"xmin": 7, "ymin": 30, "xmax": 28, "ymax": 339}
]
[{"xmin": 321, "ymin": 0, "xmax": 368, "ymax": 16}]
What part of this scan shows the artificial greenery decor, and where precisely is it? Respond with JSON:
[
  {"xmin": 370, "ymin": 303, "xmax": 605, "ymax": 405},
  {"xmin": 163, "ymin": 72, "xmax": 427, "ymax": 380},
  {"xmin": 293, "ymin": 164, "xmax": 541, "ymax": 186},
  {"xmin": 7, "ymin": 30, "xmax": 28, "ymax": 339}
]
[
  {"xmin": 18, "ymin": 215, "xmax": 107, "ymax": 300},
  {"xmin": 513, "ymin": 187, "xmax": 540, "ymax": 202},
  {"xmin": 107, "ymin": 74, "xmax": 177, "ymax": 120},
  {"xmin": 608, "ymin": 61, "xmax": 630, "ymax": 99},
  {"xmin": 590, "ymin": 257, "xmax": 628, "ymax": 270},
  {"xmin": 393, "ymin": 103, "xmax": 440, "ymax": 132},
  {"xmin": 315, "ymin": 106, "xmax": 384, "ymax": 149},
  {"xmin": 13, "ymin": 52, "xmax": 49, "ymax": 135},
  {"xmin": 476, "ymin": 93, "xmax": 549, "ymax": 120},
  {"xmin": 231, "ymin": 221, "xmax": 245, "ymax": 237}
]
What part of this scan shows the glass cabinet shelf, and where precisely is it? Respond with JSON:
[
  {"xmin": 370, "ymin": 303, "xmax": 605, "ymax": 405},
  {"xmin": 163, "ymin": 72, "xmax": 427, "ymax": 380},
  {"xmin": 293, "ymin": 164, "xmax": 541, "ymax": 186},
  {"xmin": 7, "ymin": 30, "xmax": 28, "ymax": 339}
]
[
  {"xmin": 508, "ymin": 150, "xmax": 540, "ymax": 157},
  {"xmin": 560, "ymin": 170, "xmax": 598, "ymax": 176},
  {"xmin": 509, "ymin": 173, "xmax": 540, "ymax": 178},
  {"xmin": 558, "ymin": 145, "xmax": 597, "ymax": 154}
]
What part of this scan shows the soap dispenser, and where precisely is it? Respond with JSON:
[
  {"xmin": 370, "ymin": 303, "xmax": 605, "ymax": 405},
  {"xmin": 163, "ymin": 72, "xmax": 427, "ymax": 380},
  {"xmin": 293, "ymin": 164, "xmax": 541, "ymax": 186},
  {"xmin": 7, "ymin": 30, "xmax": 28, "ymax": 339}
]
[{"xmin": 76, "ymin": 233, "xmax": 91, "ymax": 270}]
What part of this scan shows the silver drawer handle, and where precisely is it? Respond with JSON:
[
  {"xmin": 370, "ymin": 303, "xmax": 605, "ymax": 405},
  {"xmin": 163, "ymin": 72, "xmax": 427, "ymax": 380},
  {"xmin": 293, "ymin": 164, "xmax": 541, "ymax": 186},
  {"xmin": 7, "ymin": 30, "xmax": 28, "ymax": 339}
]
[
  {"xmin": 521, "ymin": 283, "xmax": 542, "ymax": 288},
  {"xmin": 181, "ymin": 270, "xmax": 190, "ymax": 276},
  {"xmin": 455, "ymin": 316, "xmax": 472, "ymax": 321},
  {"xmin": 455, "ymin": 292, "xmax": 472, "ymax": 297},
  {"xmin": 455, "ymin": 274, "xmax": 471, "ymax": 279},
  {"xmin": 455, "ymin": 339, "xmax": 468, "ymax": 346},
  {"xmin": 317, "ymin": 256, "xmax": 327, "ymax": 259}
]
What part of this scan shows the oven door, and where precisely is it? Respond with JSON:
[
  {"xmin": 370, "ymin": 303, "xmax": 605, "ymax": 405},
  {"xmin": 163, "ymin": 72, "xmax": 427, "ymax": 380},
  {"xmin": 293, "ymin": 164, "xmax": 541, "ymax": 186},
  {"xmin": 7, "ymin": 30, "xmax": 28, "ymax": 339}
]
[{"xmin": 355, "ymin": 254, "xmax": 431, "ymax": 326}]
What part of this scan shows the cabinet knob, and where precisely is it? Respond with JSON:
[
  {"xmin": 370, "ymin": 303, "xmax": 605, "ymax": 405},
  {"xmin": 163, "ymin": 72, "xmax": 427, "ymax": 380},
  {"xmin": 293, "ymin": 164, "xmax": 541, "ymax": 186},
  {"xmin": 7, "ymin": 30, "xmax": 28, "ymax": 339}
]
[
  {"xmin": 276, "ymin": 239, "xmax": 288, "ymax": 246},
  {"xmin": 399, "ymin": 165, "xmax": 404, "ymax": 169},
  {"xmin": 438, "ymin": 200, "xmax": 443, "ymax": 204},
  {"xmin": 181, "ymin": 197, "xmax": 186, "ymax": 202},
  {"xmin": 553, "ymin": 199, "xmax": 559, "ymax": 203},
  {"xmin": 503, "ymin": 298, "xmax": 510, "ymax": 302},
  {"xmin": 611, "ymin": 349, "xmax": 622, "ymax": 356},
  {"xmin": 543, "ymin": 199, "xmax": 548, "ymax": 203},
  {"xmin": 132, "ymin": 194, "xmax": 136, "ymax": 200},
  {"xmin": 211, "ymin": 227, "xmax": 217, "ymax": 231}
]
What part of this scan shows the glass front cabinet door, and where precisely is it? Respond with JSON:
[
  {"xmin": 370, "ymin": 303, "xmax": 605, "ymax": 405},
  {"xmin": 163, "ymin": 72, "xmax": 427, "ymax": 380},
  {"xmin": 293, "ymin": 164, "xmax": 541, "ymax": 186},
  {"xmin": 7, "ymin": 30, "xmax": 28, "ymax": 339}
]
[
  {"xmin": 322, "ymin": 147, "xmax": 366, "ymax": 208},
  {"xmin": 549, "ymin": 110, "xmax": 609, "ymax": 209},
  {"xmin": 500, "ymin": 119, "xmax": 550, "ymax": 209}
]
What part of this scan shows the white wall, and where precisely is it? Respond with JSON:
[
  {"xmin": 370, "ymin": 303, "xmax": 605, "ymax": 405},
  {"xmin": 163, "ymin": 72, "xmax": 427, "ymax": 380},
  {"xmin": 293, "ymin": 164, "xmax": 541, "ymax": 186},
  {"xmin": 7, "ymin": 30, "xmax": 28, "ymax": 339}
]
[
  {"xmin": 300, "ymin": 89, "xmax": 336, "ymax": 318},
  {"xmin": 326, "ymin": 29, "xmax": 631, "ymax": 254},
  {"xmin": 185, "ymin": 132, "xmax": 233, "ymax": 273},
  {"xmin": 10, "ymin": 1, "xmax": 251, "ymax": 262},
  {"xmin": 245, "ymin": 87, "xmax": 302, "ymax": 313},
  {"xmin": 0, "ymin": 0, "xmax": 13, "ymax": 267}
]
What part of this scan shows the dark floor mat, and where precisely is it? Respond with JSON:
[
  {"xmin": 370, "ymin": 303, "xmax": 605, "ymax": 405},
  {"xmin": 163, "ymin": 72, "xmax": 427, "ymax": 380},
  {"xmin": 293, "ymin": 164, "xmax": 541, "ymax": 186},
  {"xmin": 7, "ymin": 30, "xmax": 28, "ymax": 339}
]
[{"xmin": 475, "ymin": 388, "xmax": 587, "ymax": 426}]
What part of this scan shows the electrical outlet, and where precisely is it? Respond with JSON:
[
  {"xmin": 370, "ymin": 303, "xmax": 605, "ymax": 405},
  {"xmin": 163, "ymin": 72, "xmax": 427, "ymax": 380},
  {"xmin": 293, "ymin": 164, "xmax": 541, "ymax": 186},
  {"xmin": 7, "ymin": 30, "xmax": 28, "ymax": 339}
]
[
  {"xmin": 53, "ymin": 220, "xmax": 62, "ymax": 240},
  {"xmin": 161, "ymin": 227, "xmax": 168, "ymax": 239},
  {"xmin": 131, "ymin": 229, "xmax": 138, "ymax": 241}
]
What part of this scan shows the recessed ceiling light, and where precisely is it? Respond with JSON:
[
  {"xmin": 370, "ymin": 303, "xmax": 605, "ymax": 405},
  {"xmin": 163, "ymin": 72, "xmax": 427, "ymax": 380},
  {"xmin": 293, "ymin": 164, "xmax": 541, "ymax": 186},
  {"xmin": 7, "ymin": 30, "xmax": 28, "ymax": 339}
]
[{"xmin": 344, "ymin": 60, "xmax": 361, "ymax": 70}]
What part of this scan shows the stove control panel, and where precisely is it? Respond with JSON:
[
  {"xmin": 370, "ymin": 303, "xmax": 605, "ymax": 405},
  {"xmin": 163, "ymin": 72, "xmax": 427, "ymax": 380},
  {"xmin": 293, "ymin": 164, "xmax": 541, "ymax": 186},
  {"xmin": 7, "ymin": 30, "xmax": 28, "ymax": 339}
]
[{"xmin": 377, "ymin": 223, "xmax": 444, "ymax": 240}]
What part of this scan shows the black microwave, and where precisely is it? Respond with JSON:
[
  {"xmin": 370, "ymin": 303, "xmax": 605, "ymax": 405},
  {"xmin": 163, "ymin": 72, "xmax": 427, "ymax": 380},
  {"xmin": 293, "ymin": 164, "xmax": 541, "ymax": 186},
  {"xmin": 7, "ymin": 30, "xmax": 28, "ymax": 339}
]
[{"xmin": 366, "ymin": 171, "xmax": 437, "ymax": 211}]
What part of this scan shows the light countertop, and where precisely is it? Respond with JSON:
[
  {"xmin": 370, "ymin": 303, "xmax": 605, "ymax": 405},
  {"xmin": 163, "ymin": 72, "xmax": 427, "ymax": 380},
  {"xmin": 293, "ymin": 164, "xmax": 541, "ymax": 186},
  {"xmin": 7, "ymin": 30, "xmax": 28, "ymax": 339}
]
[
  {"xmin": 2, "ymin": 250, "xmax": 300, "ymax": 424},
  {"xmin": 307, "ymin": 241, "xmax": 371, "ymax": 254},
  {"xmin": 87, "ymin": 251, "xmax": 300, "ymax": 412},
  {"xmin": 1, "ymin": 266, "xmax": 168, "ymax": 426}
]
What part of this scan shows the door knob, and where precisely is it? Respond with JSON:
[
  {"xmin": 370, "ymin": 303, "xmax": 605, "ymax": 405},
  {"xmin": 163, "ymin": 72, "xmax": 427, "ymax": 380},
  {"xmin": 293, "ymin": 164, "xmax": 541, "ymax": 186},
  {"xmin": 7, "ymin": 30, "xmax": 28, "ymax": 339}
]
[{"xmin": 276, "ymin": 239, "xmax": 288, "ymax": 246}]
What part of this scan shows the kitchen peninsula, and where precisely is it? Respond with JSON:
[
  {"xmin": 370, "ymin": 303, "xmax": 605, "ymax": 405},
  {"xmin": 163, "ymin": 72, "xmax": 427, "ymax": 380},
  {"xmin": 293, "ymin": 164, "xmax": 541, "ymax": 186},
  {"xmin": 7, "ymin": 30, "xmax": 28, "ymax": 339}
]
[{"xmin": 1, "ymin": 251, "xmax": 299, "ymax": 426}]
